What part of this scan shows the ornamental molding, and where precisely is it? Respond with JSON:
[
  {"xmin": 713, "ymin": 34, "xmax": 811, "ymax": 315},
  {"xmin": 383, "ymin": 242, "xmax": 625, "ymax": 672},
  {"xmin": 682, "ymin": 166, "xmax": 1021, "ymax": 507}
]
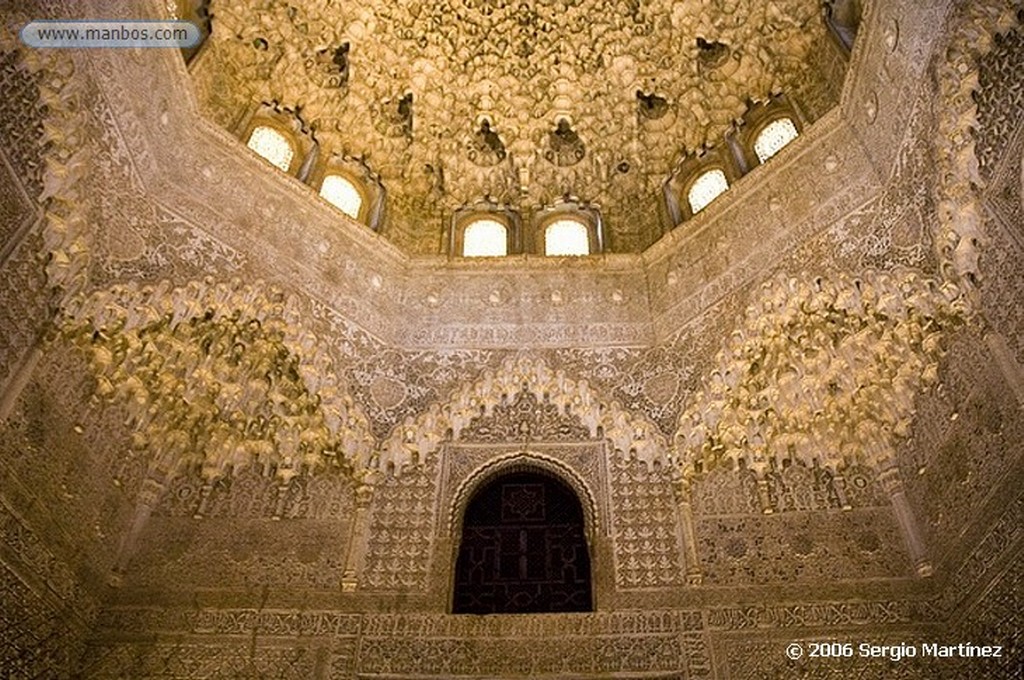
[
  {"xmin": 17, "ymin": 0, "xmax": 1000, "ymax": 354},
  {"xmin": 90, "ymin": 600, "xmax": 940, "ymax": 640}
]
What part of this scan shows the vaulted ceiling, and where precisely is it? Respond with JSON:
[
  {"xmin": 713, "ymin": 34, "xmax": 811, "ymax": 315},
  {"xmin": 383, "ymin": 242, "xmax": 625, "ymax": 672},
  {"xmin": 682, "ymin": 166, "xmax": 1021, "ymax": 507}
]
[{"xmin": 193, "ymin": 0, "xmax": 843, "ymax": 252}]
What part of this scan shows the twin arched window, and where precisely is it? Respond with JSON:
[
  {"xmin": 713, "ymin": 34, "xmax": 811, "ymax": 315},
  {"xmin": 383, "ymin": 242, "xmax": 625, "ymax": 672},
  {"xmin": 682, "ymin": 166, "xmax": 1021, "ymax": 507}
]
[
  {"xmin": 246, "ymin": 125, "xmax": 294, "ymax": 173},
  {"xmin": 244, "ymin": 119, "xmax": 382, "ymax": 229},
  {"xmin": 667, "ymin": 101, "xmax": 803, "ymax": 226},
  {"xmin": 462, "ymin": 219, "xmax": 509, "ymax": 257},
  {"xmin": 319, "ymin": 174, "xmax": 363, "ymax": 220},
  {"xmin": 679, "ymin": 116, "xmax": 798, "ymax": 217},
  {"xmin": 245, "ymin": 114, "xmax": 801, "ymax": 245},
  {"xmin": 543, "ymin": 218, "xmax": 590, "ymax": 257},
  {"xmin": 244, "ymin": 118, "xmax": 800, "ymax": 246},
  {"xmin": 458, "ymin": 211, "xmax": 596, "ymax": 258}
]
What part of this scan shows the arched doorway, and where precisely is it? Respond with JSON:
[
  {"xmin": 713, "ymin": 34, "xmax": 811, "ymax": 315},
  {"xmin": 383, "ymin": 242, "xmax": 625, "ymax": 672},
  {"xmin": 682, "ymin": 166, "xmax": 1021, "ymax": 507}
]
[{"xmin": 452, "ymin": 470, "xmax": 593, "ymax": 614}]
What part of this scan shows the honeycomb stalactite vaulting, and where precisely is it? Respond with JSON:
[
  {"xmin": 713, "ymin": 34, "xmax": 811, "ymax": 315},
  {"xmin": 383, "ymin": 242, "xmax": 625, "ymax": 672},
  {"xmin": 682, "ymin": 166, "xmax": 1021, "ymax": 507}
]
[
  {"xmin": 932, "ymin": 0, "xmax": 1020, "ymax": 298},
  {"xmin": 198, "ymin": 0, "xmax": 839, "ymax": 252},
  {"xmin": 58, "ymin": 279, "xmax": 373, "ymax": 483},
  {"xmin": 675, "ymin": 269, "xmax": 966, "ymax": 480},
  {"xmin": 3, "ymin": 24, "xmax": 93, "ymax": 307},
  {"xmin": 2, "ymin": 0, "xmax": 1024, "ymax": 676}
]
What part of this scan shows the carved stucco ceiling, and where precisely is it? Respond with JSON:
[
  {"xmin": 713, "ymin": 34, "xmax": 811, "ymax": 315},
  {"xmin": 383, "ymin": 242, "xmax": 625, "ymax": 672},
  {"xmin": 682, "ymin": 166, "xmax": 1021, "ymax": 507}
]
[{"xmin": 196, "ymin": 0, "xmax": 836, "ymax": 253}]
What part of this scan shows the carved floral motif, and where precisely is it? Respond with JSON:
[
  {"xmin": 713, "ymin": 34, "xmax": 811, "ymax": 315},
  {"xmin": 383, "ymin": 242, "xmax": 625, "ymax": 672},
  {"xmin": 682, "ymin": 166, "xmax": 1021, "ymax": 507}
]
[
  {"xmin": 2, "ymin": 2, "xmax": 1023, "ymax": 677},
  {"xmin": 378, "ymin": 356, "xmax": 668, "ymax": 475}
]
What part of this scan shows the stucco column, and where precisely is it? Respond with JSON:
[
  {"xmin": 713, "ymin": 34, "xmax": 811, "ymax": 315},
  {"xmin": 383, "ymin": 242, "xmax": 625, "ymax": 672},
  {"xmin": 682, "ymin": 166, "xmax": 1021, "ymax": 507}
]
[
  {"xmin": 193, "ymin": 482, "xmax": 215, "ymax": 518},
  {"xmin": 0, "ymin": 343, "xmax": 44, "ymax": 422},
  {"xmin": 341, "ymin": 475, "xmax": 377, "ymax": 592},
  {"xmin": 878, "ymin": 466, "xmax": 933, "ymax": 577},
  {"xmin": 986, "ymin": 332, "xmax": 1024, "ymax": 407},
  {"xmin": 755, "ymin": 476, "xmax": 774, "ymax": 514},
  {"xmin": 109, "ymin": 475, "xmax": 165, "ymax": 585},
  {"xmin": 673, "ymin": 475, "xmax": 704, "ymax": 586},
  {"xmin": 272, "ymin": 473, "xmax": 297, "ymax": 520},
  {"xmin": 831, "ymin": 470, "xmax": 852, "ymax": 510}
]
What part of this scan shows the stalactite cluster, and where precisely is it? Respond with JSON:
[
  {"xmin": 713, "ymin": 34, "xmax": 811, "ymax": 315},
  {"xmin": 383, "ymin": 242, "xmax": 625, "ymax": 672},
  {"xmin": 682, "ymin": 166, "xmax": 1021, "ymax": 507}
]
[{"xmin": 675, "ymin": 270, "xmax": 966, "ymax": 477}]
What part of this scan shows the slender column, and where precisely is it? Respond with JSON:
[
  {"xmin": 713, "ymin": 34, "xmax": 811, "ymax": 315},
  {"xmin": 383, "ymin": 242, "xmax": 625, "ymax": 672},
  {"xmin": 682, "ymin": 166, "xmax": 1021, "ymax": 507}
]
[
  {"xmin": 296, "ymin": 142, "xmax": 319, "ymax": 183},
  {"xmin": 368, "ymin": 188, "xmax": 387, "ymax": 233},
  {"xmin": 109, "ymin": 476, "xmax": 165, "ymax": 585},
  {"xmin": 878, "ymin": 466, "xmax": 933, "ymax": 577},
  {"xmin": 831, "ymin": 471, "xmax": 852, "ymax": 510},
  {"xmin": 193, "ymin": 482, "xmax": 215, "ymax": 518},
  {"xmin": 986, "ymin": 333, "xmax": 1024, "ymax": 407},
  {"xmin": 591, "ymin": 534, "xmax": 617, "ymax": 609},
  {"xmin": 726, "ymin": 130, "xmax": 751, "ymax": 174},
  {"xmin": 272, "ymin": 477, "xmax": 295, "ymax": 520},
  {"xmin": 0, "ymin": 343, "xmax": 44, "ymax": 422},
  {"xmin": 341, "ymin": 477, "xmax": 377, "ymax": 592},
  {"xmin": 755, "ymin": 476, "xmax": 774, "ymax": 514},
  {"xmin": 673, "ymin": 475, "xmax": 704, "ymax": 586}
]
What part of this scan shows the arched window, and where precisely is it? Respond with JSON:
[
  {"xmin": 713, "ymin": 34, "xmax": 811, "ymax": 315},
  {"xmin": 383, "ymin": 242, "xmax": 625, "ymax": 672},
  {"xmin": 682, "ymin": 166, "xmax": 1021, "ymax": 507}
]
[
  {"xmin": 663, "ymin": 145, "xmax": 740, "ymax": 225},
  {"xmin": 313, "ymin": 154, "xmax": 387, "ymax": 231},
  {"xmin": 753, "ymin": 117, "xmax": 800, "ymax": 163},
  {"xmin": 453, "ymin": 471, "xmax": 593, "ymax": 614},
  {"xmin": 319, "ymin": 174, "xmax": 363, "ymax": 219},
  {"xmin": 246, "ymin": 125, "xmax": 294, "ymax": 172},
  {"xmin": 544, "ymin": 218, "xmax": 590, "ymax": 256},
  {"xmin": 462, "ymin": 219, "xmax": 509, "ymax": 257},
  {"xmin": 687, "ymin": 169, "xmax": 729, "ymax": 214}
]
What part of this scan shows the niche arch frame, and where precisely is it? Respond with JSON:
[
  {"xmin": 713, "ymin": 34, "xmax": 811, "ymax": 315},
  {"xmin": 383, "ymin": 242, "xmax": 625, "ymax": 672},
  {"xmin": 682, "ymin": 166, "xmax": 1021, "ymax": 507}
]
[
  {"xmin": 447, "ymin": 451, "xmax": 601, "ymax": 542},
  {"xmin": 440, "ymin": 450, "xmax": 615, "ymax": 612}
]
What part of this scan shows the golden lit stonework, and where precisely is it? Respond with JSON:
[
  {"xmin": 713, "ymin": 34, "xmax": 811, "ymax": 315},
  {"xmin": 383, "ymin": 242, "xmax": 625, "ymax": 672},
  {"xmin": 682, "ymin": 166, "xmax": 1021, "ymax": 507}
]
[{"xmin": 1, "ymin": 1, "xmax": 1022, "ymax": 677}]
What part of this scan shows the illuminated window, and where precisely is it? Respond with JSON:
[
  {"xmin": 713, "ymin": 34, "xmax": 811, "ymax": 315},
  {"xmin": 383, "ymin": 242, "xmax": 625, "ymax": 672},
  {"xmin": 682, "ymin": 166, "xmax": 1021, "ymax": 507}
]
[
  {"xmin": 463, "ymin": 219, "xmax": 508, "ymax": 257},
  {"xmin": 544, "ymin": 219, "xmax": 590, "ymax": 256},
  {"xmin": 687, "ymin": 169, "xmax": 729, "ymax": 214},
  {"xmin": 246, "ymin": 125, "xmax": 294, "ymax": 172},
  {"xmin": 319, "ymin": 174, "xmax": 363, "ymax": 219},
  {"xmin": 753, "ymin": 118, "xmax": 799, "ymax": 163}
]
